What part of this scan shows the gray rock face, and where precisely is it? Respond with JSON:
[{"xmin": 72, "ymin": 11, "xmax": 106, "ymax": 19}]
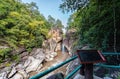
[
  {"xmin": 8, "ymin": 67, "xmax": 17, "ymax": 78},
  {"xmin": 48, "ymin": 27, "xmax": 63, "ymax": 43},
  {"xmin": 24, "ymin": 56, "xmax": 43, "ymax": 73},
  {"xmin": 66, "ymin": 58, "xmax": 80, "ymax": 76},
  {"xmin": 63, "ymin": 29, "xmax": 78, "ymax": 55},
  {"xmin": 8, "ymin": 67, "xmax": 28, "ymax": 79},
  {"xmin": 49, "ymin": 39, "xmax": 57, "ymax": 52},
  {"xmin": 55, "ymin": 42, "xmax": 62, "ymax": 51},
  {"xmin": 0, "ymin": 72, "xmax": 8, "ymax": 79},
  {"xmin": 45, "ymin": 50, "xmax": 57, "ymax": 61},
  {"xmin": 11, "ymin": 47, "xmax": 26, "ymax": 55},
  {"xmin": 46, "ymin": 72, "xmax": 64, "ymax": 79},
  {"xmin": 0, "ymin": 27, "xmax": 63, "ymax": 79},
  {"xmin": 0, "ymin": 67, "xmax": 11, "ymax": 74},
  {"xmin": 9, "ymin": 74, "xmax": 23, "ymax": 79},
  {"xmin": 0, "ymin": 48, "xmax": 46, "ymax": 79},
  {"xmin": 0, "ymin": 66, "xmax": 13, "ymax": 79},
  {"xmin": 43, "ymin": 27, "xmax": 63, "ymax": 52},
  {"xmin": 24, "ymin": 48, "xmax": 45, "ymax": 73},
  {"xmin": 73, "ymin": 74, "xmax": 84, "ymax": 79},
  {"xmin": 20, "ymin": 52, "xmax": 29, "ymax": 59}
]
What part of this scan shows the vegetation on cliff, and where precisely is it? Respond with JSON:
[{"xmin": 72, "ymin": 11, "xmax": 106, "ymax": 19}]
[{"xmin": 0, "ymin": 0, "xmax": 63, "ymax": 63}]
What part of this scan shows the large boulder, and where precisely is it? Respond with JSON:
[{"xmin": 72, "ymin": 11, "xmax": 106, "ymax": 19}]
[
  {"xmin": 9, "ymin": 73, "xmax": 23, "ymax": 79},
  {"xmin": 24, "ymin": 48, "xmax": 45, "ymax": 73},
  {"xmin": 45, "ymin": 50, "xmax": 57, "ymax": 61},
  {"xmin": 46, "ymin": 27, "xmax": 63, "ymax": 52},
  {"xmin": 8, "ymin": 64, "xmax": 28, "ymax": 79},
  {"xmin": 24, "ymin": 56, "xmax": 43, "ymax": 73},
  {"xmin": 55, "ymin": 42, "xmax": 62, "ymax": 51},
  {"xmin": 8, "ymin": 68, "xmax": 28, "ymax": 79},
  {"xmin": 0, "ymin": 72, "xmax": 8, "ymax": 79},
  {"xmin": 0, "ymin": 48, "xmax": 46, "ymax": 79},
  {"xmin": 49, "ymin": 39, "xmax": 57, "ymax": 52},
  {"xmin": 8, "ymin": 67, "xmax": 17, "ymax": 78},
  {"xmin": 48, "ymin": 27, "xmax": 63, "ymax": 43}
]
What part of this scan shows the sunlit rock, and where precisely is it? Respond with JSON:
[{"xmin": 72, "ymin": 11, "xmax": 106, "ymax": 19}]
[
  {"xmin": 8, "ymin": 67, "xmax": 17, "ymax": 78},
  {"xmin": 10, "ymin": 73, "xmax": 23, "ymax": 79},
  {"xmin": 0, "ymin": 72, "xmax": 8, "ymax": 79},
  {"xmin": 24, "ymin": 56, "xmax": 43, "ymax": 73},
  {"xmin": 46, "ymin": 27, "xmax": 63, "ymax": 52},
  {"xmin": 45, "ymin": 51, "xmax": 57, "ymax": 61},
  {"xmin": 55, "ymin": 42, "xmax": 62, "ymax": 51}
]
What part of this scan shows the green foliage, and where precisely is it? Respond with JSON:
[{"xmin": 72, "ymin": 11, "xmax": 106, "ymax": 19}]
[
  {"xmin": 0, "ymin": 48, "xmax": 12, "ymax": 57},
  {"xmin": 0, "ymin": 0, "xmax": 53, "ymax": 50},
  {"xmin": 0, "ymin": 48, "xmax": 12, "ymax": 63},
  {"xmin": 61, "ymin": 0, "xmax": 120, "ymax": 51},
  {"xmin": 47, "ymin": 15, "xmax": 56, "ymax": 27},
  {"xmin": 5, "ymin": 62, "xmax": 11, "ymax": 67},
  {"xmin": 47, "ymin": 15, "xmax": 64, "ymax": 28},
  {"xmin": 11, "ymin": 55, "xmax": 20, "ymax": 63},
  {"xmin": 0, "ymin": 0, "xmax": 64, "ymax": 64},
  {"xmin": 55, "ymin": 19, "xmax": 64, "ymax": 28},
  {"xmin": 60, "ymin": 0, "xmax": 89, "ymax": 13}
]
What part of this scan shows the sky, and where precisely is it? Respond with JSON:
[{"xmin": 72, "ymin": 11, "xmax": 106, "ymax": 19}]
[{"xmin": 21, "ymin": 0, "xmax": 72, "ymax": 27}]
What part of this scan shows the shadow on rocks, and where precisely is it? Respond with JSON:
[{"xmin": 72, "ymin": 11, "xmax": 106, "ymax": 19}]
[{"xmin": 46, "ymin": 72, "xmax": 64, "ymax": 79}]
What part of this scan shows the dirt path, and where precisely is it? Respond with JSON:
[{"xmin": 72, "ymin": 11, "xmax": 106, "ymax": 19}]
[{"xmin": 30, "ymin": 51, "xmax": 69, "ymax": 79}]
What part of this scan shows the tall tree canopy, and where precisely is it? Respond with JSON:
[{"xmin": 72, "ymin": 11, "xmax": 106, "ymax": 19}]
[
  {"xmin": 60, "ymin": 0, "xmax": 89, "ymax": 13},
  {"xmin": 47, "ymin": 15, "xmax": 64, "ymax": 28},
  {"xmin": 60, "ymin": 0, "xmax": 120, "ymax": 52},
  {"xmin": 0, "ymin": 0, "xmax": 48, "ymax": 49}
]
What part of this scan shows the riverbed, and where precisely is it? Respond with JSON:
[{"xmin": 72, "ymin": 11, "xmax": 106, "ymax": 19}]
[{"xmin": 29, "ymin": 50, "xmax": 69, "ymax": 79}]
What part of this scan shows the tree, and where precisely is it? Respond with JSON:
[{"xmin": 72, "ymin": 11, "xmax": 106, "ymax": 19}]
[
  {"xmin": 60, "ymin": 0, "xmax": 120, "ymax": 52},
  {"xmin": 55, "ymin": 19, "xmax": 64, "ymax": 28},
  {"xmin": 47, "ymin": 15, "xmax": 56, "ymax": 28},
  {"xmin": 60, "ymin": 0, "xmax": 89, "ymax": 13},
  {"xmin": 0, "ymin": 0, "xmax": 51, "ymax": 49}
]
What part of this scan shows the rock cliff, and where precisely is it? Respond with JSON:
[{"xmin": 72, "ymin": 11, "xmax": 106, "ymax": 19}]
[{"xmin": 0, "ymin": 27, "xmax": 63, "ymax": 79}]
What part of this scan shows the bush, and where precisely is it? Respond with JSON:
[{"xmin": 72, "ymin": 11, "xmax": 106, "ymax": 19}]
[{"xmin": 0, "ymin": 48, "xmax": 12, "ymax": 63}]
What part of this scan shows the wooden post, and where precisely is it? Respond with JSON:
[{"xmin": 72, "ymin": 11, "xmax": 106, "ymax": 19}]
[
  {"xmin": 84, "ymin": 64, "xmax": 93, "ymax": 79},
  {"xmin": 77, "ymin": 50, "xmax": 106, "ymax": 79},
  {"xmin": 80, "ymin": 64, "xmax": 85, "ymax": 75}
]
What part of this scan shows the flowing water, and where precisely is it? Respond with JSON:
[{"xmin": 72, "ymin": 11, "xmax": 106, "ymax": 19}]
[{"xmin": 62, "ymin": 44, "xmax": 65, "ymax": 54}]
